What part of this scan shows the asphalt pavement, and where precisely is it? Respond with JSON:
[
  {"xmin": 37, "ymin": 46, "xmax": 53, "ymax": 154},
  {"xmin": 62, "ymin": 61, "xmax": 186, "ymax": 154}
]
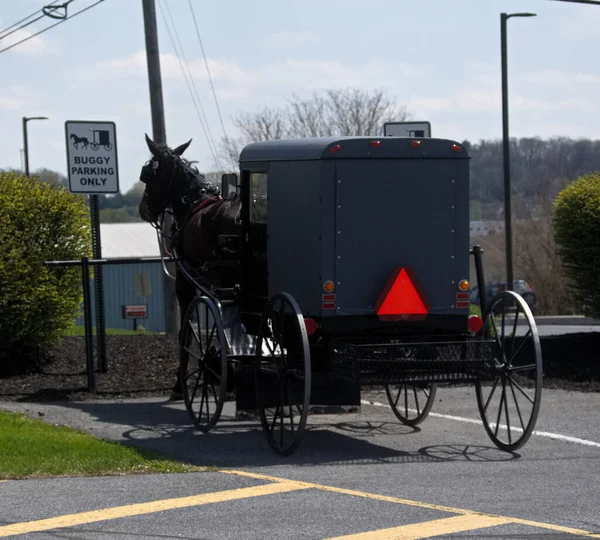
[{"xmin": 1, "ymin": 384, "xmax": 599, "ymax": 539}]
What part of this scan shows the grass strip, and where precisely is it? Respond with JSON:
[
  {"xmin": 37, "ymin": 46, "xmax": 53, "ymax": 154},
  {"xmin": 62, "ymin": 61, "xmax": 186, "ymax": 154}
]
[
  {"xmin": 63, "ymin": 325, "xmax": 159, "ymax": 337},
  {"xmin": 0, "ymin": 410, "xmax": 208, "ymax": 479}
]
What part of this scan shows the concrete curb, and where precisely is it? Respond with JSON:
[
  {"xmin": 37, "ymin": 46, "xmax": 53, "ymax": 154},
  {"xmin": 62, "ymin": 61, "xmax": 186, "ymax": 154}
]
[{"xmin": 505, "ymin": 315, "xmax": 600, "ymax": 326}]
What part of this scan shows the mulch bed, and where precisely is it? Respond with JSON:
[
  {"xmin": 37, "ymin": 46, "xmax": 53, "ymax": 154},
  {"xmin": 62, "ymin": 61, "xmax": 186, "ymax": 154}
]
[
  {"xmin": 0, "ymin": 333, "xmax": 599, "ymax": 402},
  {"xmin": 0, "ymin": 335, "xmax": 181, "ymax": 402}
]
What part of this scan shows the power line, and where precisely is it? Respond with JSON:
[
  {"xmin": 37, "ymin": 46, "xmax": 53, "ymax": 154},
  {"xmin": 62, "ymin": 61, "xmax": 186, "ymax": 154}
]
[
  {"xmin": 0, "ymin": 0, "xmax": 106, "ymax": 56},
  {"xmin": 156, "ymin": 0, "xmax": 221, "ymax": 168},
  {"xmin": 187, "ymin": 0, "xmax": 229, "ymax": 147},
  {"xmin": 549, "ymin": 0, "xmax": 600, "ymax": 5},
  {"xmin": 0, "ymin": 0, "xmax": 62, "ymax": 41}
]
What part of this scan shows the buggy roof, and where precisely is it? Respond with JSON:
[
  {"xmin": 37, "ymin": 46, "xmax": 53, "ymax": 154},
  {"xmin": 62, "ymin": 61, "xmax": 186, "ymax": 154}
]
[{"xmin": 239, "ymin": 136, "xmax": 469, "ymax": 163}]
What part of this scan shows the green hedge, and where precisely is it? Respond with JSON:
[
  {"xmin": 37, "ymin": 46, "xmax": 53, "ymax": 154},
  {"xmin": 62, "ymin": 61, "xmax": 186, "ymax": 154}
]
[
  {"xmin": 553, "ymin": 172, "xmax": 600, "ymax": 319},
  {"xmin": 0, "ymin": 172, "xmax": 91, "ymax": 372}
]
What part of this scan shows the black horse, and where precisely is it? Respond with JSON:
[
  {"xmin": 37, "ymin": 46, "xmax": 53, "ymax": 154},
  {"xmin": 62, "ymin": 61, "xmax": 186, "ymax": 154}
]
[{"xmin": 138, "ymin": 134, "xmax": 241, "ymax": 398}]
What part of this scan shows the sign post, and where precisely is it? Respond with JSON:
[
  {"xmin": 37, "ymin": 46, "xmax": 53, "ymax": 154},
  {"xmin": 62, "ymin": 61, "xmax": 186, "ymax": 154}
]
[{"xmin": 65, "ymin": 120, "xmax": 119, "ymax": 373}]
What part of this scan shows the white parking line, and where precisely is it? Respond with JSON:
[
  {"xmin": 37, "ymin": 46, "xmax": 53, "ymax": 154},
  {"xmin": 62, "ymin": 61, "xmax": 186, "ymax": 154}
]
[{"xmin": 360, "ymin": 399, "xmax": 600, "ymax": 449}]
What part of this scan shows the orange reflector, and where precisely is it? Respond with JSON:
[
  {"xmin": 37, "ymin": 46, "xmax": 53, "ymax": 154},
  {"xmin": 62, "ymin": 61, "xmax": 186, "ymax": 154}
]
[
  {"xmin": 468, "ymin": 315, "xmax": 483, "ymax": 334},
  {"xmin": 375, "ymin": 267, "xmax": 429, "ymax": 321},
  {"xmin": 458, "ymin": 279, "xmax": 470, "ymax": 291},
  {"xmin": 304, "ymin": 318, "xmax": 317, "ymax": 336},
  {"xmin": 323, "ymin": 281, "xmax": 335, "ymax": 292}
]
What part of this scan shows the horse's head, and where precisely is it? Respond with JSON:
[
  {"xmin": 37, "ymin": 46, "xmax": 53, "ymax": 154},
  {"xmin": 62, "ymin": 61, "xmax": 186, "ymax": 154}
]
[{"xmin": 138, "ymin": 133, "xmax": 193, "ymax": 223}]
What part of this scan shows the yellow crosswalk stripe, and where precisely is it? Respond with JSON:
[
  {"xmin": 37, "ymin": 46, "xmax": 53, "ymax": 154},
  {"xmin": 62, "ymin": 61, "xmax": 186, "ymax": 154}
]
[
  {"xmin": 325, "ymin": 515, "xmax": 512, "ymax": 539},
  {"xmin": 0, "ymin": 481, "xmax": 308, "ymax": 538},
  {"xmin": 221, "ymin": 469, "xmax": 600, "ymax": 539}
]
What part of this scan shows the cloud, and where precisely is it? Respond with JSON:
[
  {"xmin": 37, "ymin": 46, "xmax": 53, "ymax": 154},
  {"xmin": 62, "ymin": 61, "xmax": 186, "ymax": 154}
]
[
  {"xmin": 0, "ymin": 95, "xmax": 24, "ymax": 110},
  {"xmin": 92, "ymin": 51, "xmax": 423, "ymax": 105},
  {"xmin": 0, "ymin": 23, "xmax": 47, "ymax": 55},
  {"xmin": 520, "ymin": 69, "xmax": 600, "ymax": 86},
  {"xmin": 260, "ymin": 30, "xmax": 321, "ymax": 47}
]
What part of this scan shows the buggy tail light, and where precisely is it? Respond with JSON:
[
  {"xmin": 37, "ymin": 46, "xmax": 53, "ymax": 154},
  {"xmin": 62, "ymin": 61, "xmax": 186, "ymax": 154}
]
[
  {"xmin": 304, "ymin": 318, "xmax": 317, "ymax": 336},
  {"xmin": 370, "ymin": 140, "xmax": 381, "ymax": 147},
  {"xmin": 451, "ymin": 143, "xmax": 461, "ymax": 153},
  {"xmin": 330, "ymin": 144, "xmax": 342, "ymax": 153},
  {"xmin": 410, "ymin": 140, "xmax": 422, "ymax": 147},
  {"xmin": 468, "ymin": 315, "xmax": 483, "ymax": 334}
]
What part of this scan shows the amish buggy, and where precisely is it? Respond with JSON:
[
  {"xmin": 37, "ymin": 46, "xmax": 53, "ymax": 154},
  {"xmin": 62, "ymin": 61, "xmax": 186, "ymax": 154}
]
[
  {"xmin": 138, "ymin": 134, "xmax": 542, "ymax": 456},
  {"xmin": 90, "ymin": 129, "xmax": 113, "ymax": 151}
]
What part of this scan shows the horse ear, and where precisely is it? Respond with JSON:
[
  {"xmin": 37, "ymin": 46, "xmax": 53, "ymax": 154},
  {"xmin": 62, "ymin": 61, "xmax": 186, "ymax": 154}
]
[
  {"xmin": 145, "ymin": 133, "xmax": 160, "ymax": 157},
  {"xmin": 173, "ymin": 138, "xmax": 192, "ymax": 156}
]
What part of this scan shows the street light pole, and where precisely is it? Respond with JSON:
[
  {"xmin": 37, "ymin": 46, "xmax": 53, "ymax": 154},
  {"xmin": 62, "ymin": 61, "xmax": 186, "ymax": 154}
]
[
  {"xmin": 22, "ymin": 116, "xmax": 48, "ymax": 177},
  {"xmin": 500, "ymin": 12, "xmax": 536, "ymax": 293}
]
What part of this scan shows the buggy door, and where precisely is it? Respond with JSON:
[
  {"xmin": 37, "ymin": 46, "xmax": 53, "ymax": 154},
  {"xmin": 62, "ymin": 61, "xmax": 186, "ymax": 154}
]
[{"xmin": 240, "ymin": 168, "xmax": 269, "ymax": 319}]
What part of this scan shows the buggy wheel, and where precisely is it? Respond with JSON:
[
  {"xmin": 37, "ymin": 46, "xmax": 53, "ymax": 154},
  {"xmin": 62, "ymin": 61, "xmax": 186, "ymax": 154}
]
[
  {"xmin": 384, "ymin": 383, "xmax": 437, "ymax": 426},
  {"xmin": 104, "ymin": 143, "xmax": 113, "ymax": 151},
  {"xmin": 476, "ymin": 290, "xmax": 542, "ymax": 451},
  {"xmin": 179, "ymin": 295, "xmax": 227, "ymax": 433},
  {"xmin": 91, "ymin": 143, "xmax": 99, "ymax": 151},
  {"xmin": 255, "ymin": 292, "xmax": 311, "ymax": 456}
]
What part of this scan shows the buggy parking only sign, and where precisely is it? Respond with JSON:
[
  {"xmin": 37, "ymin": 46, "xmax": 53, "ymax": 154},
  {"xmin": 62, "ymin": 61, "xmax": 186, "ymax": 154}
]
[{"xmin": 65, "ymin": 120, "xmax": 119, "ymax": 193}]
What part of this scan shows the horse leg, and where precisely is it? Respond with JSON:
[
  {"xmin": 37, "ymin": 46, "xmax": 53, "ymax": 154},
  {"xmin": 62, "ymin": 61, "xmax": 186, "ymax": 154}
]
[{"xmin": 169, "ymin": 268, "xmax": 196, "ymax": 400}]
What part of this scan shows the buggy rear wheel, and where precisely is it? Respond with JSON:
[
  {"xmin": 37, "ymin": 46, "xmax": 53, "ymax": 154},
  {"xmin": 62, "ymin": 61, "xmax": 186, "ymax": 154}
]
[
  {"xmin": 384, "ymin": 383, "xmax": 437, "ymax": 426},
  {"xmin": 255, "ymin": 292, "xmax": 311, "ymax": 456},
  {"xmin": 476, "ymin": 290, "xmax": 542, "ymax": 452},
  {"xmin": 179, "ymin": 295, "xmax": 228, "ymax": 433}
]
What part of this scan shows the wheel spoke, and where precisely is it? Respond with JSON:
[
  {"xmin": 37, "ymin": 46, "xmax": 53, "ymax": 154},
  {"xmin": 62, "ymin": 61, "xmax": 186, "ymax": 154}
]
[
  {"xmin": 509, "ymin": 328, "xmax": 532, "ymax": 364},
  {"xmin": 507, "ymin": 374, "xmax": 536, "ymax": 405},
  {"xmin": 510, "ymin": 308, "xmax": 520, "ymax": 357},
  {"xmin": 413, "ymin": 386, "xmax": 421, "ymax": 416},
  {"xmin": 508, "ymin": 377, "xmax": 526, "ymax": 431},
  {"xmin": 503, "ymin": 377, "xmax": 512, "ymax": 445},
  {"xmin": 483, "ymin": 378, "xmax": 500, "ymax": 414},
  {"xmin": 494, "ymin": 378, "xmax": 505, "ymax": 437}
]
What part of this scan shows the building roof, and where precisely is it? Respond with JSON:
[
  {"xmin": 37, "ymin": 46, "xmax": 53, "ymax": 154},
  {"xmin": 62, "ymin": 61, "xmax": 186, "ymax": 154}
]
[{"xmin": 99, "ymin": 222, "xmax": 161, "ymax": 258}]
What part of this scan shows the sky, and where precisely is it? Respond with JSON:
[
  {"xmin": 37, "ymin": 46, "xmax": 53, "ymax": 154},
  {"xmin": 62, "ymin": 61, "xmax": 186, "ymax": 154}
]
[{"xmin": 1, "ymin": 0, "xmax": 599, "ymax": 194}]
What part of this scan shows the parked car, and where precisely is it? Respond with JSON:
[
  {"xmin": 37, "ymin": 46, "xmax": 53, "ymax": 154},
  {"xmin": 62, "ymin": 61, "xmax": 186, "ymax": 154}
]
[{"xmin": 470, "ymin": 279, "xmax": 537, "ymax": 313}]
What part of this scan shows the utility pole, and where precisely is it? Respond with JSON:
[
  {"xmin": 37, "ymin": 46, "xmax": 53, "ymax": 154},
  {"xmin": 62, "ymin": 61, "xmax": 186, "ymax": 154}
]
[{"xmin": 141, "ymin": 0, "xmax": 179, "ymax": 335}]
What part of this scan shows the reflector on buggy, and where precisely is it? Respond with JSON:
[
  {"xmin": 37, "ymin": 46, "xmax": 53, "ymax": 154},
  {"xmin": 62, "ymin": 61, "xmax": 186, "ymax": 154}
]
[{"xmin": 141, "ymin": 135, "xmax": 543, "ymax": 456}]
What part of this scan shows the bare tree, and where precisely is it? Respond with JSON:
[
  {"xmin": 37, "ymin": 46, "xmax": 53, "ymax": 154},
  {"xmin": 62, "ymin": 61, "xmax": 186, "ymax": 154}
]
[{"xmin": 218, "ymin": 88, "xmax": 410, "ymax": 169}]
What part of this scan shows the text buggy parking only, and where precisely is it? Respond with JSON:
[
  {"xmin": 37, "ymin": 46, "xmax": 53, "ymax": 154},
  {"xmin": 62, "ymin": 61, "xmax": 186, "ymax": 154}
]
[{"xmin": 71, "ymin": 156, "xmax": 115, "ymax": 187}]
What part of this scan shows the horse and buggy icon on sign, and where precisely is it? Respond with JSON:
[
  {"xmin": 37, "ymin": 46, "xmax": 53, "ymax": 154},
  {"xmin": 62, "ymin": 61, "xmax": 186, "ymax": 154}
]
[{"xmin": 70, "ymin": 129, "xmax": 113, "ymax": 151}]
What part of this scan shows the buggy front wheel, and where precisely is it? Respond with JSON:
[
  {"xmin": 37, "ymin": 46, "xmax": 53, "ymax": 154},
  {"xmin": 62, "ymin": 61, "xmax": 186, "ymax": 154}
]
[
  {"xmin": 255, "ymin": 292, "xmax": 311, "ymax": 456},
  {"xmin": 179, "ymin": 295, "xmax": 228, "ymax": 433},
  {"xmin": 384, "ymin": 383, "xmax": 437, "ymax": 426},
  {"xmin": 476, "ymin": 290, "xmax": 542, "ymax": 451}
]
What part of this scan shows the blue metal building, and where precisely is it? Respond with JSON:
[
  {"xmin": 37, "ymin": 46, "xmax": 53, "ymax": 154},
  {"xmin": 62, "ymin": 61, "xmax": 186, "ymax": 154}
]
[{"xmin": 74, "ymin": 223, "xmax": 167, "ymax": 332}]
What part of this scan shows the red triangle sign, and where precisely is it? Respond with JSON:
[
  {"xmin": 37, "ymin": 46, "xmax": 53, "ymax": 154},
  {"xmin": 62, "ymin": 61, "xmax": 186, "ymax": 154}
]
[{"xmin": 375, "ymin": 267, "xmax": 429, "ymax": 321}]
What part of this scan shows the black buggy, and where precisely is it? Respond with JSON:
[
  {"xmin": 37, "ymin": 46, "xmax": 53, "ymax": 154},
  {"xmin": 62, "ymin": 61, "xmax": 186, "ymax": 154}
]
[{"xmin": 172, "ymin": 136, "xmax": 542, "ymax": 456}]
